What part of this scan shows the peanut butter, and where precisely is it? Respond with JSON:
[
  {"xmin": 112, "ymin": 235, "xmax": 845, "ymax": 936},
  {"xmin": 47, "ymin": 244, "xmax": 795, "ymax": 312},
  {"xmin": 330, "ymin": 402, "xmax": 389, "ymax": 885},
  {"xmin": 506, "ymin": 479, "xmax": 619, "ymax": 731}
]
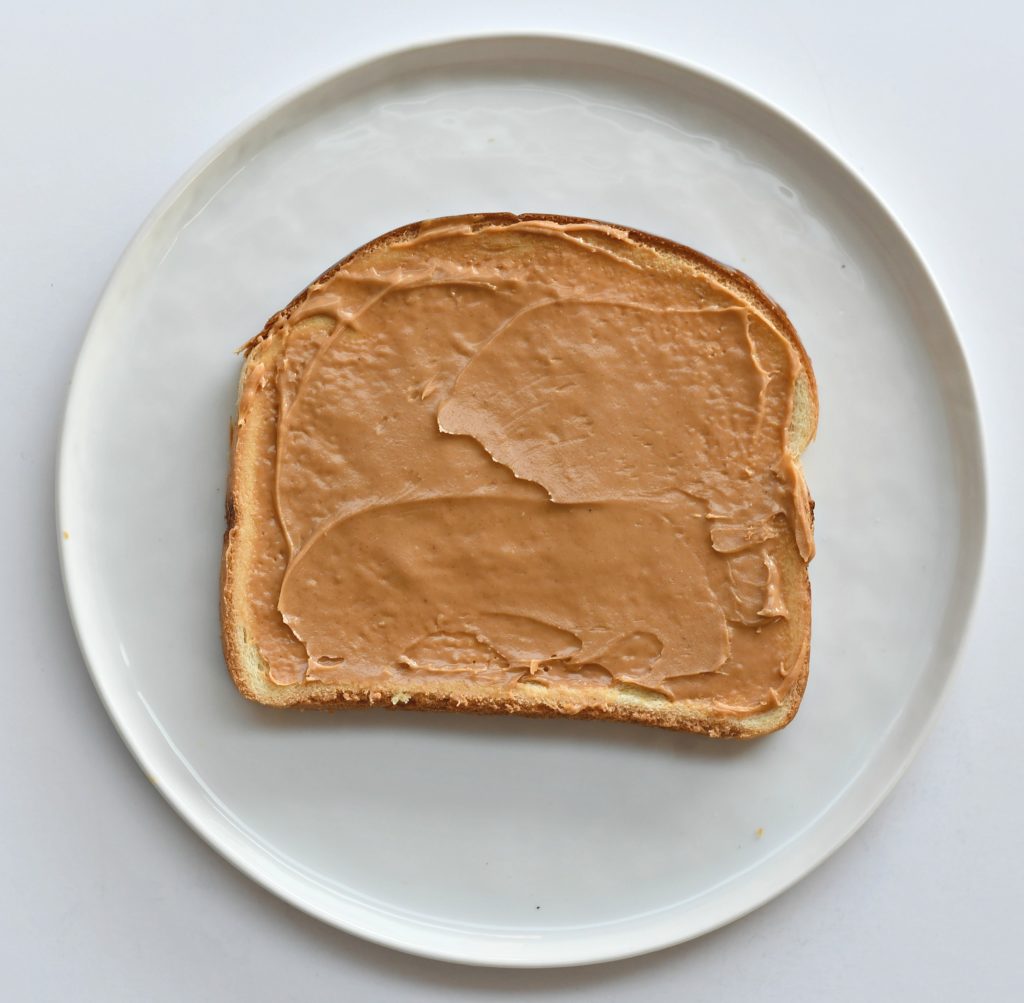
[{"xmin": 237, "ymin": 217, "xmax": 814, "ymax": 713}]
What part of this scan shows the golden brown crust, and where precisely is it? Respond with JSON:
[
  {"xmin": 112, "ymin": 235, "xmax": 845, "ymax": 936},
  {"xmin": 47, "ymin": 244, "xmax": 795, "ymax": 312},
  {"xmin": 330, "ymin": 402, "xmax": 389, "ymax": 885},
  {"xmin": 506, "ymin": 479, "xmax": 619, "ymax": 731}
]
[{"xmin": 221, "ymin": 213, "xmax": 816, "ymax": 737}]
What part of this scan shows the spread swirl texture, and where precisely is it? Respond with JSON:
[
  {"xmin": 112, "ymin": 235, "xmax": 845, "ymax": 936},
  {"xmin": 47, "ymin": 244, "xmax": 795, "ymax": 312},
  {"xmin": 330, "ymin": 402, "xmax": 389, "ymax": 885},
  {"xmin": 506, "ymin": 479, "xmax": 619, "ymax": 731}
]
[{"xmin": 233, "ymin": 216, "xmax": 815, "ymax": 717}]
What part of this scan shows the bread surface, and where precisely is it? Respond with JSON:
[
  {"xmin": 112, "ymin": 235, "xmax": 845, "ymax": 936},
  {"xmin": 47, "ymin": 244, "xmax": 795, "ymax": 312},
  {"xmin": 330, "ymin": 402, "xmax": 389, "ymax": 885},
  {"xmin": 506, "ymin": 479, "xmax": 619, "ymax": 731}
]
[{"xmin": 221, "ymin": 213, "xmax": 817, "ymax": 737}]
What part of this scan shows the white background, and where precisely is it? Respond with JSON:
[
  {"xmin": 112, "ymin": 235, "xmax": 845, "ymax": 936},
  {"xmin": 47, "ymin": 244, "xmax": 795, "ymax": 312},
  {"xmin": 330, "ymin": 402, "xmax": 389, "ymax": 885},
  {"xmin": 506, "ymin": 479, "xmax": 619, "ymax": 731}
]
[{"xmin": 2, "ymin": 2, "xmax": 1019, "ymax": 999}]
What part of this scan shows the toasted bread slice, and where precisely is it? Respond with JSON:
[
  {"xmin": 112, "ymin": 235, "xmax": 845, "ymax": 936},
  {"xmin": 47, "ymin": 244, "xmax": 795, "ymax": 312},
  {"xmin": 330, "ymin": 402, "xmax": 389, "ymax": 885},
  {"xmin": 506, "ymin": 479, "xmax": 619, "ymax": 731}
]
[{"xmin": 221, "ymin": 213, "xmax": 816, "ymax": 737}]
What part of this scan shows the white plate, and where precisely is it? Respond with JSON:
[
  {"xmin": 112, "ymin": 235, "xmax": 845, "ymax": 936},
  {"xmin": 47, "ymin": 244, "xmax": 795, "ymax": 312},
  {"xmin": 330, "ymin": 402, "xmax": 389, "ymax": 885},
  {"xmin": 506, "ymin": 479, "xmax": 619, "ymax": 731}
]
[{"xmin": 58, "ymin": 34, "xmax": 985, "ymax": 967}]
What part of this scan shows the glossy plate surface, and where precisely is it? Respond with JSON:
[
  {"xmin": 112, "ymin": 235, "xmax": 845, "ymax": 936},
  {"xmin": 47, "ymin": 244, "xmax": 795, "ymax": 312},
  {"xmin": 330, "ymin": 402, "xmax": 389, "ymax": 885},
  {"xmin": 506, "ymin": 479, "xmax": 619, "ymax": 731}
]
[{"xmin": 58, "ymin": 35, "xmax": 985, "ymax": 966}]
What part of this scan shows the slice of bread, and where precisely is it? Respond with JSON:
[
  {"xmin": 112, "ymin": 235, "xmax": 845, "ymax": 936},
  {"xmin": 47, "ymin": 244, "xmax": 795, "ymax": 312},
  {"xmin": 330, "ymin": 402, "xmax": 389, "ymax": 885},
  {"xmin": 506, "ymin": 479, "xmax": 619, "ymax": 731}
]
[{"xmin": 221, "ymin": 213, "xmax": 817, "ymax": 737}]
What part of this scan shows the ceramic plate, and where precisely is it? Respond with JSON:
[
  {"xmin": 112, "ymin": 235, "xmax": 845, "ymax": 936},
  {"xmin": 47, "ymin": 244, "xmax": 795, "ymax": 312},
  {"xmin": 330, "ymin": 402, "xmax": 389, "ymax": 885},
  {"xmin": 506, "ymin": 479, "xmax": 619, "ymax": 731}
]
[{"xmin": 57, "ymin": 34, "xmax": 985, "ymax": 966}]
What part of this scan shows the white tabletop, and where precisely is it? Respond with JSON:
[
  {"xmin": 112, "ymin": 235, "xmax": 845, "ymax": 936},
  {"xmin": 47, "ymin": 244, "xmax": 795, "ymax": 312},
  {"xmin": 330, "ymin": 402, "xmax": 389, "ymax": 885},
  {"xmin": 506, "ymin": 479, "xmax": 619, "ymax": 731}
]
[{"xmin": 3, "ymin": 2, "xmax": 1018, "ymax": 998}]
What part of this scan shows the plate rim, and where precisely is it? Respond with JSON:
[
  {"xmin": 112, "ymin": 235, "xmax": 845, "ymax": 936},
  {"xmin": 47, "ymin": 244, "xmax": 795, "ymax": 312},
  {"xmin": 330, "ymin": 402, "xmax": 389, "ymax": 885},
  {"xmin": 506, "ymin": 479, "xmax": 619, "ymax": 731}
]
[{"xmin": 56, "ymin": 30, "xmax": 988, "ymax": 967}]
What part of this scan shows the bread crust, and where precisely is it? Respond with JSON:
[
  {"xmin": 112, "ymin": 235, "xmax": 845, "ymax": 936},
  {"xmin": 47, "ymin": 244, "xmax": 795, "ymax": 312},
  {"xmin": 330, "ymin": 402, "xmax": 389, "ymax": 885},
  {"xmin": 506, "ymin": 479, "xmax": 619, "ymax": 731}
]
[{"xmin": 221, "ymin": 213, "xmax": 817, "ymax": 737}]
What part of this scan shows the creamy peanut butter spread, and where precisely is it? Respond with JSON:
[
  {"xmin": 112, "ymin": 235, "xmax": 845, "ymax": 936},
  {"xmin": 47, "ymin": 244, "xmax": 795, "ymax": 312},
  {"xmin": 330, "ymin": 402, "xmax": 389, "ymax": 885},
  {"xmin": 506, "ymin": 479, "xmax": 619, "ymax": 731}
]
[{"xmin": 238, "ymin": 217, "xmax": 814, "ymax": 713}]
